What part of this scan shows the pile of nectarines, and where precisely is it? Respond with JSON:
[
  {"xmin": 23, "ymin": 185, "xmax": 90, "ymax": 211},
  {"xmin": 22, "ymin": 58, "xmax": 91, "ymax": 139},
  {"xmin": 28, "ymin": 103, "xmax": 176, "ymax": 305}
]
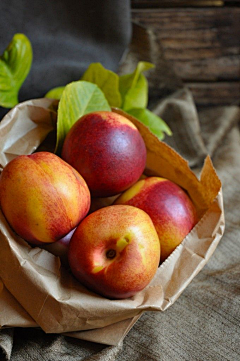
[{"xmin": 0, "ymin": 111, "xmax": 197, "ymax": 299}]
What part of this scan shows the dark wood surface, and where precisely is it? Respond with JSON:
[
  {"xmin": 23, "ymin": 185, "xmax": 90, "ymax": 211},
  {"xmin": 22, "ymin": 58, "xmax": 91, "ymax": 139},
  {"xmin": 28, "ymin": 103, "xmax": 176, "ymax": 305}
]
[
  {"xmin": 131, "ymin": 1, "xmax": 240, "ymax": 108},
  {"xmin": 131, "ymin": 0, "xmax": 240, "ymax": 8}
]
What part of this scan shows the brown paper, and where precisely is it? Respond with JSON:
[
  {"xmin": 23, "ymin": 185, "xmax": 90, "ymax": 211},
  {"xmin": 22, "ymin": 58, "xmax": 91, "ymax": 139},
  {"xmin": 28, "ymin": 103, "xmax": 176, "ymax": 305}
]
[
  {"xmin": 0, "ymin": 99, "xmax": 224, "ymax": 345},
  {"xmin": 0, "ymin": 279, "xmax": 36, "ymax": 328},
  {"xmin": 0, "ymin": 279, "xmax": 141, "ymax": 346}
]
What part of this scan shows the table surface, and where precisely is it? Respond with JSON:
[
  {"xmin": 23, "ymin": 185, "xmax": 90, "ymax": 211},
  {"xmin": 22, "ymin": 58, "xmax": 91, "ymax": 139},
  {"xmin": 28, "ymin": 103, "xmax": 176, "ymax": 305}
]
[{"xmin": 131, "ymin": 0, "xmax": 240, "ymax": 110}]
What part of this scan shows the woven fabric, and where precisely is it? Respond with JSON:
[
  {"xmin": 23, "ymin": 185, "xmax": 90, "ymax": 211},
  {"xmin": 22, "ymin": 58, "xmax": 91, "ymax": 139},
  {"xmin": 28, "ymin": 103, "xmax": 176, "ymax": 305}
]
[{"xmin": 0, "ymin": 0, "xmax": 131, "ymax": 120}]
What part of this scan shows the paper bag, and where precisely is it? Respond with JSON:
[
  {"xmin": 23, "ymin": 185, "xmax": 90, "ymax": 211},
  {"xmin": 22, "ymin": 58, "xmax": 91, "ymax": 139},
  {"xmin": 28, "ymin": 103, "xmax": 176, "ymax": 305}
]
[{"xmin": 0, "ymin": 99, "xmax": 224, "ymax": 345}]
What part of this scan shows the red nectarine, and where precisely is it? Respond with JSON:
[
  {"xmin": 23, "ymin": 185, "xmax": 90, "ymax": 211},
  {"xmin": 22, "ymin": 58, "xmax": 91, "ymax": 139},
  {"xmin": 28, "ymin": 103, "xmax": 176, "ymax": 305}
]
[
  {"xmin": 61, "ymin": 111, "xmax": 147, "ymax": 197},
  {"xmin": 68, "ymin": 205, "xmax": 160, "ymax": 299},
  {"xmin": 114, "ymin": 177, "xmax": 198, "ymax": 262}
]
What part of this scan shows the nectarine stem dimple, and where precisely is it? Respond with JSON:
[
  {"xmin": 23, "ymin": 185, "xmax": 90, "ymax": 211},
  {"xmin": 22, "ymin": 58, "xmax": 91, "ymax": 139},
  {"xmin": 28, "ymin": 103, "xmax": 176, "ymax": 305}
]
[{"xmin": 106, "ymin": 249, "xmax": 116, "ymax": 259}]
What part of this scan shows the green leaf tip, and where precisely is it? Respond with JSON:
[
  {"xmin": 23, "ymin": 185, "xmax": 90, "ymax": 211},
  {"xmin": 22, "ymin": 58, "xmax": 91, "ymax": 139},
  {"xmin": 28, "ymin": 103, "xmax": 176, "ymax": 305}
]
[
  {"xmin": 81, "ymin": 62, "xmax": 122, "ymax": 108},
  {"xmin": 119, "ymin": 61, "xmax": 155, "ymax": 112},
  {"xmin": 45, "ymin": 86, "xmax": 65, "ymax": 100},
  {"xmin": 127, "ymin": 108, "xmax": 172, "ymax": 140},
  {"xmin": 0, "ymin": 33, "xmax": 33, "ymax": 108}
]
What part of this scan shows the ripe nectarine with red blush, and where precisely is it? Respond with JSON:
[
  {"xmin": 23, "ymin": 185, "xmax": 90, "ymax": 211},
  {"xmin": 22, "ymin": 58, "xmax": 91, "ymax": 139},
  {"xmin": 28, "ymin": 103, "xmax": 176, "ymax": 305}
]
[
  {"xmin": 68, "ymin": 205, "xmax": 160, "ymax": 299},
  {"xmin": 61, "ymin": 111, "xmax": 147, "ymax": 197},
  {"xmin": 114, "ymin": 177, "xmax": 198, "ymax": 262},
  {"xmin": 0, "ymin": 152, "xmax": 90, "ymax": 245}
]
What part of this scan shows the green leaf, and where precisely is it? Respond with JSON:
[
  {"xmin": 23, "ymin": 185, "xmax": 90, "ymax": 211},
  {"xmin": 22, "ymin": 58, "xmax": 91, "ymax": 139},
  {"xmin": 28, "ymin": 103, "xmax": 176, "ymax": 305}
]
[
  {"xmin": 0, "ymin": 33, "xmax": 33, "ymax": 108},
  {"xmin": 121, "ymin": 74, "xmax": 148, "ymax": 111},
  {"xmin": 81, "ymin": 62, "xmax": 122, "ymax": 108},
  {"xmin": 119, "ymin": 61, "xmax": 155, "ymax": 112},
  {"xmin": 45, "ymin": 86, "xmax": 65, "ymax": 100},
  {"xmin": 56, "ymin": 80, "xmax": 111, "ymax": 153},
  {"xmin": 127, "ymin": 108, "xmax": 172, "ymax": 140}
]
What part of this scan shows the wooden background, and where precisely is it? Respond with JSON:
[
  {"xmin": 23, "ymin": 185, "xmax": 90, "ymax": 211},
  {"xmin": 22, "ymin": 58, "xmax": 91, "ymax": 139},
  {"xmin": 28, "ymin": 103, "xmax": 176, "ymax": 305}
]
[{"xmin": 131, "ymin": 0, "xmax": 240, "ymax": 110}]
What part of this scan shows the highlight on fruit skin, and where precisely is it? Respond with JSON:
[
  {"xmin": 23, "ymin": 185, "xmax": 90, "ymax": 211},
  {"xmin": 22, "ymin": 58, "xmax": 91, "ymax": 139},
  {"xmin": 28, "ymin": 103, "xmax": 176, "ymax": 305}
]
[
  {"xmin": 68, "ymin": 204, "xmax": 160, "ymax": 299},
  {"xmin": 114, "ymin": 176, "xmax": 198, "ymax": 262},
  {"xmin": 0, "ymin": 151, "xmax": 91, "ymax": 245},
  {"xmin": 61, "ymin": 111, "xmax": 147, "ymax": 198}
]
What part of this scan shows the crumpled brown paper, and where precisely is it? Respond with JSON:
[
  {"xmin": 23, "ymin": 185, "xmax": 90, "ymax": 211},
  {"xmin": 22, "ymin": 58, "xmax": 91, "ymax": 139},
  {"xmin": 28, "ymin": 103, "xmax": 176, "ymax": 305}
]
[{"xmin": 0, "ymin": 98, "xmax": 224, "ymax": 345}]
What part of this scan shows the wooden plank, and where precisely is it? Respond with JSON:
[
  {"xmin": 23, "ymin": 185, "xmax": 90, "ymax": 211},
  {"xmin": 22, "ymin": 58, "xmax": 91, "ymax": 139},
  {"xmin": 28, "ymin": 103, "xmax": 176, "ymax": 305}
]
[
  {"xmin": 131, "ymin": 0, "xmax": 240, "ymax": 8},
  {"xmin": 187, "ymin": 82, "xmax": 240, "ymax": 106},
  {"xmin": 131, "ymin": 8, "xmax": 240, "ymax": 82},
  {"xmin": 131, "ymin": 1, "xmax": 223, "ymax": 8}
]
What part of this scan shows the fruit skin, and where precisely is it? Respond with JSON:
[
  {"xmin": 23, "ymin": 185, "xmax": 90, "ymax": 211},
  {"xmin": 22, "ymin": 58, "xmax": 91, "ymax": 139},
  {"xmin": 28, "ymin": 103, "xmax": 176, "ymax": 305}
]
[
  {"xmin": 61, "ymin": 111, "xmax": 147, "ymax": 198},
  {"xmin": 68, "ymin": 204, "xmax": 160, "ymax": 299},
  {"xmin": 40, "ymin": 228, "xmax": 76, "ymax": 266},
  {"xmin": 0, "ymin": 152, "xmax": 90, "ymax": 245},
  {"xmin": 114, "ymin": 177, "xmax": 198, "ymax": 262}
]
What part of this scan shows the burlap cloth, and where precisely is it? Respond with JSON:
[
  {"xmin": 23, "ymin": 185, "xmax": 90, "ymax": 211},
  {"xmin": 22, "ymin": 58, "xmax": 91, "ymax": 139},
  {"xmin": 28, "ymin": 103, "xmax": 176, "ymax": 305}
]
[{"xmin": 0, "ymin": 23, "xmax": 239, "ymax": 361}]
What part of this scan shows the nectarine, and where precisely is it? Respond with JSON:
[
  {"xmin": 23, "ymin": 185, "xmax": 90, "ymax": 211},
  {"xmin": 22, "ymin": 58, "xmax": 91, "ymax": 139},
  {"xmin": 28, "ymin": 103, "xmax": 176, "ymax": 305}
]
[
  {"xmin": 0, "ymin": 152, "xmax": 90, "ymax": 244},
  {"xmin": 61, "ymin": 111, "xmax": 147, "ymax": 197},
  {"xmin": 68, "ymin": 205, "xmax": 160, "ymax": 299},
  {"xmin": 114, "ymin": 177, "xmax": 198, "ymax": 262}
]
